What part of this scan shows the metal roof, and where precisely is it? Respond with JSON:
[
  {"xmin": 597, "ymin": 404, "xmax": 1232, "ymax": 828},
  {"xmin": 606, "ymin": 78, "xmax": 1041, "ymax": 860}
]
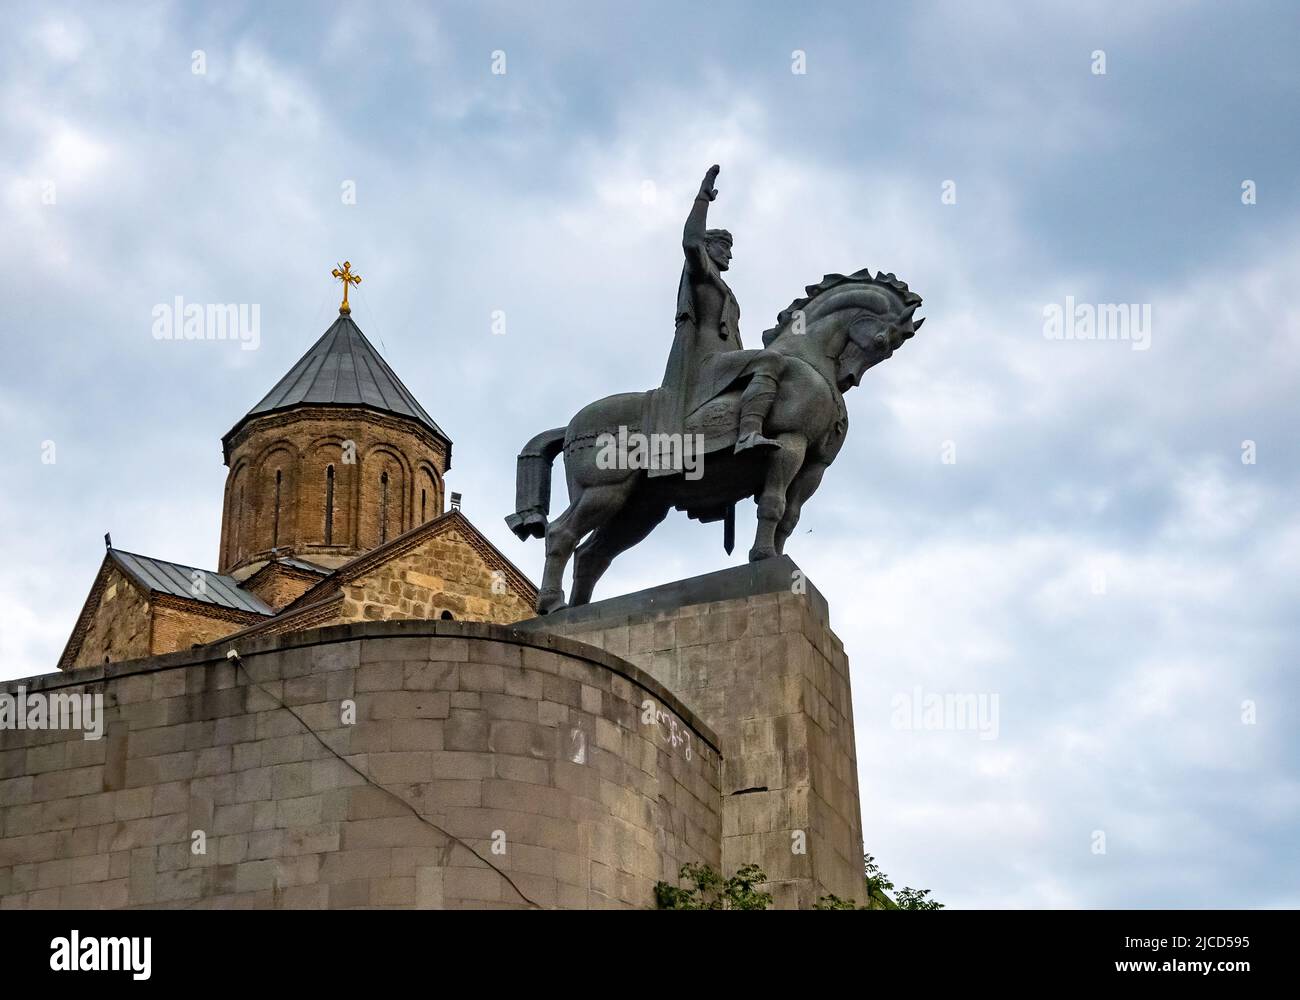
[
  {"xmin": 275, "ymin": 556, "xmax": 330, "ymax": 575},
  {"xmin": 110, "ymin": 550, "xmax": 273, "ymax": 615},
  {"xmin": 224, "ymin": 312, "xmax": 449, "ymax": 448}
]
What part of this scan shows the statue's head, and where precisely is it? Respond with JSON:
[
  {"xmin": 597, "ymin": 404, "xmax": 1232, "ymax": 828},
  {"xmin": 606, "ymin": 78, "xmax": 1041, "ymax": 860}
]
[
  {"xmin": 840, "ymin": 274, "xmax": 923, "ymax": 390},
  {"xmin": 762, "ymin": 269, "xmax": 924, "ymax": 391},
  {"xmin": 706, "ymin": 229, "xmax": 733, "ymax": 271}
]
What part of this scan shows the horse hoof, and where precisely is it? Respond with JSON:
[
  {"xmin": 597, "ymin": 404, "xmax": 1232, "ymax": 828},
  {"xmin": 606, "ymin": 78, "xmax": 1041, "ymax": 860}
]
[
  {"xmin": 536, "ymin": 590, "xmax": 567, "ymax": 615},
  {"xmin": 748, "ymin": 547, "xmax": 776, "ymax": 563}
]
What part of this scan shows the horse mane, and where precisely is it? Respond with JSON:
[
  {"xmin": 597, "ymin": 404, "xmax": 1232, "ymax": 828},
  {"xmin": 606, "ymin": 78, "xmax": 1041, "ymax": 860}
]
[{"xmin": 762, "ymin": 268, "xmax": 922, "ymax": 346}]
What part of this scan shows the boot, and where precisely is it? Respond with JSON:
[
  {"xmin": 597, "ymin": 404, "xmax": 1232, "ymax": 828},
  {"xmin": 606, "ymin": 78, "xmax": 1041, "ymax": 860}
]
[{"xmin": 735, "ymin": 373, "xmax": 781, "ymax": 453}]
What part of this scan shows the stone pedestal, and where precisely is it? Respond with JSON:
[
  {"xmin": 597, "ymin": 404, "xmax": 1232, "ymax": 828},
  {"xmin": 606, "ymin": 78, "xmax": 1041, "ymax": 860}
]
[{"xmin": 516, "ymin": 556, "xmax": 866, "ymax": 908}]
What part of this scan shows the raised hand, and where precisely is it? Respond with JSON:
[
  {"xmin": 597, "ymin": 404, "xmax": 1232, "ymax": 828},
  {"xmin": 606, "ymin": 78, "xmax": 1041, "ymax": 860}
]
[{"xmin": 698, "ymin": 164, "xmax": 721, "ymax": 202}]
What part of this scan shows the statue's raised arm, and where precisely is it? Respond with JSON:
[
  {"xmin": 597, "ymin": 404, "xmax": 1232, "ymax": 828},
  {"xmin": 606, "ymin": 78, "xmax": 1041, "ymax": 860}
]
[{"xmin": 682, "ymin": 164, "xmax": 721, "ymax": 275}]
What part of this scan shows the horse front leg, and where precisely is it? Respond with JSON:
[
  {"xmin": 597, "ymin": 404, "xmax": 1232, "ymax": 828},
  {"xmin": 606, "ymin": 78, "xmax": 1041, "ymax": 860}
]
[{"xmin": 750, "ymin": 433, "xmax": 807, "ymax": 562}]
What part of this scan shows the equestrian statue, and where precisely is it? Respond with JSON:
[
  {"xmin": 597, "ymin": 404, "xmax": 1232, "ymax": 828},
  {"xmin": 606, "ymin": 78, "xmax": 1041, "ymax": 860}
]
[{"xmin": 507, "ymin": 165, "xmax": 925, "ymax": 614}]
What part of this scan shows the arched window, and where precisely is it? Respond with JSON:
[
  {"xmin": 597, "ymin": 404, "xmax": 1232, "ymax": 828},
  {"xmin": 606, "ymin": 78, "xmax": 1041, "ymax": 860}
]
[
  {"xmin": 419, "ymin": 467, "xmax": 441, "ymax": 521},
  {"xmin": 325, "ymin": 465, "xmax": 335, "ymax": 545},
  {"xmin": 234, "ymin": 486, "xmax": 244, "ymax": 560},
  {"xmin": 379, "ymin": 471, "xmax": 390, "ymax": 544},
  {"xmin": 272, "ymin": 469, "xmax": 283, "ymax": 548},
  {"xmin": 440, "ymin": 610, "xmax": 454, "ymax": 621}
]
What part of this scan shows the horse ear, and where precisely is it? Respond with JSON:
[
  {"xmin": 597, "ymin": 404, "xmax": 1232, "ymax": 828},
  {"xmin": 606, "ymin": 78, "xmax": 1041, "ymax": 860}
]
[
  {"xmin": 912, "ymin": 317, "xmax": 926, "ymax": 332},
  {"xmin": 845, "ymin": 313, "xmax": 875, "ymax": 347}
]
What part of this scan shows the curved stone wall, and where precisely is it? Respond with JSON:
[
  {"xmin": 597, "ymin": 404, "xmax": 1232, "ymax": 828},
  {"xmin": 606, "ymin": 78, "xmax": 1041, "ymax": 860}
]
[{"xmin": 0, "ymin": 621, "xmax": 721, "ymax": 909}]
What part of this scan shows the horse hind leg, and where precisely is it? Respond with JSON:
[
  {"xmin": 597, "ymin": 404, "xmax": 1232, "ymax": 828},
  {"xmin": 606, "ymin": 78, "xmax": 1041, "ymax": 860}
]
[
  {"xmin": 750, "ymin": 432, "xmax": 807, "ymax": 562},
  {"xmin": 775, "ymin": 458, "xmax": 827, "ymax": 555},
  {"xmin": 536, "ymin": 479, "xmax": 637, "ymax": 614},
  {"xmin": 570, "ymin": 500, "xmax": 670, "ymax": 607}
]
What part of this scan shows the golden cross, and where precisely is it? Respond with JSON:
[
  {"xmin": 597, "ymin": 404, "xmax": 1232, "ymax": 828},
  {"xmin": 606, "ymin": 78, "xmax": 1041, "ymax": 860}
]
[{"xmin": 331, "ymin": 261, "xmax": 362, "ymax": 314}]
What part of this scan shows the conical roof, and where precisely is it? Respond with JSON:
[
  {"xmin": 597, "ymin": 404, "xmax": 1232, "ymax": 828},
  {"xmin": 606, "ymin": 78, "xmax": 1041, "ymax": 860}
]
[{"xmin": 223, "ymin": 311, "xmax": 450, "ymax": 458}]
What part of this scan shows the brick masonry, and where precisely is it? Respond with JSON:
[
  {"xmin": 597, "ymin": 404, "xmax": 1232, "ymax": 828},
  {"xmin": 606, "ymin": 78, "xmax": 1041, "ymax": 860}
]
[
  {"xmin": 518, "ymin": 563, "xmax": 867, "ymax": 909},
  {"xmin": 1, "ymin": 621, "xmax": 720, "ymax": 909},
  {"xmin": 242, "ymin": 563, "xmax": 324, "ymax": 612},
  {"xmin": 220, "ymin": 407, "xmax": 449, "ymax": 578}
]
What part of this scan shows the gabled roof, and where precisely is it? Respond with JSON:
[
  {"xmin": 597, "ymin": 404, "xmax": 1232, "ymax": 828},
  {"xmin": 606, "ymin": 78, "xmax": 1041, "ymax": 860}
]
[
  {"xmin": 222, "ymin": 311, "xmax": 450, "ymax": 456},
  {"xmin": 110, "ymin": 549, "xmax": 273, "ymax": 615},
  {"xmin": 58, "ymin": 549, "xmax": 276, "ymax": 670},
  {"xmin": 215, "ymin": 510, "xmax": 538, "ymax": 645},
  {"xmin": 254, "ymin": 554, "xmax": 331, "ymax": 577},
  {"xmin": 283, "ymin": 509, "xmax": 537, "ymax": 613}
]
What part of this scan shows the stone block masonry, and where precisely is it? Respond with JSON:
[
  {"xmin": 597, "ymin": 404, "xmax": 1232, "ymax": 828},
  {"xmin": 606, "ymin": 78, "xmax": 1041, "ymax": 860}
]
[
  {"xmin": 0, "ymin": 621, "xmax": 720, "ymax": 909},
  {"xmin": 518, "ymin": 556, "xmax": 867, "ymax": 909}
]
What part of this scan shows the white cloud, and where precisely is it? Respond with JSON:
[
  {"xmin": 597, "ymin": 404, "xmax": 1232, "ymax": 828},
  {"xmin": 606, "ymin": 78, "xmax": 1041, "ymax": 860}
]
[
  {"xmin": 0, "ymin": 0, "xmax": 1296, "ymax": 910},
  {"xmin": 31, "ymin": 15, "xmax": 91, "ymax": 63}
]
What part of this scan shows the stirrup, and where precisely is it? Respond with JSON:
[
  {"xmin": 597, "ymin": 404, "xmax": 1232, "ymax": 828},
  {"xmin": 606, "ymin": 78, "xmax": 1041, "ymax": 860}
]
[{"xmin": 735, "ymin": 430, "xmax": 780, "ymax": 453}]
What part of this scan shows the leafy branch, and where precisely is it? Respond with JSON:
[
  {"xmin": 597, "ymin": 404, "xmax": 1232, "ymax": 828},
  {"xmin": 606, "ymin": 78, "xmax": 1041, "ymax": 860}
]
[
  {"xmin": 655, "ymin": 854, "xmax": 941, "ymax": 911},
  {"xmin": 814, "ymin": 854, "xmax": 943, "ymax": 910},
  {"xmin": 655, "ymin": 862, "xmax": 773, "ymax": 910}
]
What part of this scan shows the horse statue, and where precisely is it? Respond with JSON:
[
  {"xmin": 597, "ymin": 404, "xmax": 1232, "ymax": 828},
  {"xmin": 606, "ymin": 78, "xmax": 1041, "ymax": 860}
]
[{"xmin": 507, "ymin": 171, "xmax": 924, "ymax": 614}]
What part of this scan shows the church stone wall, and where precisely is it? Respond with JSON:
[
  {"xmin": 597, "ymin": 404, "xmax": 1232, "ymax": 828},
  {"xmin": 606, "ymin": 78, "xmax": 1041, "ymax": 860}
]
[
  {"xmin": 65, "ymin": 563, "xmax": 265, "ymax": 671},
  {"xmin": 1, "ymin": 621, "xmax": 720, "ymax": 909},
  {"xmin": 70, "ymin": 565, "xmax": 152, "ymax": 669},
  {"xmin": 337, "ymin": 526, "xmax": 534, "ymax": 625}
]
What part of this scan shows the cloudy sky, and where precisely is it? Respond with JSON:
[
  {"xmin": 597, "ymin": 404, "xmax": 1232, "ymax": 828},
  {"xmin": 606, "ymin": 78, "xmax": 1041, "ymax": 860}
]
[{"xmin": 2, "ymin": 1, "xmax": 1297, "ymax": 908}]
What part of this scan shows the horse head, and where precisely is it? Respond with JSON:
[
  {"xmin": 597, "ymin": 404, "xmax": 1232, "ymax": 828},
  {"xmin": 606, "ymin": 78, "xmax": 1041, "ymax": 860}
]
[{"xmin": 763, "ymin": 268, "xmax": 924, "ymax": 391}]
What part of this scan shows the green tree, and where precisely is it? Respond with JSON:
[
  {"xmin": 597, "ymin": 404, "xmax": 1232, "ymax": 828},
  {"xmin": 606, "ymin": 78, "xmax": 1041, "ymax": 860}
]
[
  {"xmin": 655, "ymin": 862, "xmax": 774, "ymax": 910},
  {"xmin": 658, "ymin": 855, "xmax": 942, "ymax": 911},
  {"xmin": 812, "ymin": 893, "xmax": 857, "ymax": 909},
  {"xmin": 895, "ymin": 886, "xmax": 944, "ymax": 911},
  {"xmin": 815, "ymin": 854, "xmax": 943, "ymax": 910},
  {"xmin": 864, "ymin": 853, "xmax": 895, "ymax": 897}
]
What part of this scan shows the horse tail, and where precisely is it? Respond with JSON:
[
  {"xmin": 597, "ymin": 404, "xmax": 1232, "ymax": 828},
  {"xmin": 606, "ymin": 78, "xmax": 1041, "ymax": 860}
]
[{"xmin": 505, "ymin": 427, "xmax": 567, "ymax": 541}]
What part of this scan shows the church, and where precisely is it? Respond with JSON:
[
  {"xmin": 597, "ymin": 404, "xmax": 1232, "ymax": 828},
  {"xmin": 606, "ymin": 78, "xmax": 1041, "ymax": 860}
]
[{"xmin": 57, "ymin": 265, "xmax": 537, "ymax": 671}]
